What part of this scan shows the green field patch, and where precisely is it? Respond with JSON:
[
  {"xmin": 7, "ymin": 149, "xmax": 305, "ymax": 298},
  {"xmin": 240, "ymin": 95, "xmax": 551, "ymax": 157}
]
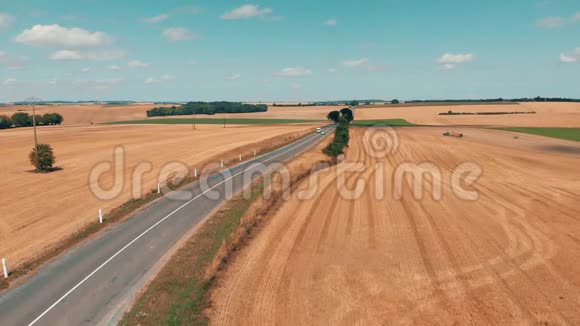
[{"xmin": 496, "ymin": 127, "xmax": 580, "ymax": 142}]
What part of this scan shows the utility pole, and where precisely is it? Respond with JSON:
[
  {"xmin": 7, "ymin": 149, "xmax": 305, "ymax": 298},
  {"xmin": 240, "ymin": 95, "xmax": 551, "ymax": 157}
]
[
  {"xmin": 27, "ymin": 96, "xmax": 41, "ymax": 171},
  {"xmin": 192, "ymin": 113, "xmax": 196, "ymax": 130}
]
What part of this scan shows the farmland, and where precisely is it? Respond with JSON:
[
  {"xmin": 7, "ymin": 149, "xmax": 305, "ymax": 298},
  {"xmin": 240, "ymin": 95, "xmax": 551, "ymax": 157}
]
[
  {"xmin": 210, "ymin": 127, "xmax": 580, "ymax": 325},
  {"xmin": 0, "ymin": 123, "xmax": 317, "ymax": 268}
]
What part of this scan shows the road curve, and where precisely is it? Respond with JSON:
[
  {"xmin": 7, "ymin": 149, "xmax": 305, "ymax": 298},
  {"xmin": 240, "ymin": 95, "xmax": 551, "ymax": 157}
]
[{"xmin": 0, "ymin": 125, "xmax": 334, "ymax": 326}]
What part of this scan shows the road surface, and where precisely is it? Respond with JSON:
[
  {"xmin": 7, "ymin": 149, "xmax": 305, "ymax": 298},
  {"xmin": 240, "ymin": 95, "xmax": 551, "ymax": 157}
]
[{"xmin": 0, "ymin": 125, "xmax": 334, "ymax": 326}]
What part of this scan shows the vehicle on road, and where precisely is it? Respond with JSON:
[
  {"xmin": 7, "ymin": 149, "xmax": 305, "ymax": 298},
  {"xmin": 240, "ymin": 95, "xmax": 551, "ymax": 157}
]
[{"xmin": 316, "ymin": 128, "xmax": 321, "ymax": 133}]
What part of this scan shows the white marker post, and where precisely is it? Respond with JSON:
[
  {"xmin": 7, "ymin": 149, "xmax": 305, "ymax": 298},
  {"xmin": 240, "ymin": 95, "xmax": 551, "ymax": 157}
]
[
  {"xmin": 194, "ymin": 168, "xmax": 198, "ymax": 177},
  {"xmin": 254, "ymin": 150, "xmax": 256, "ymax": 156},
  {"xmin": 221, "ymin": 160, "xmax": 224, "ymax": 168},
  {"xmin": 2, "ymin": 258, "xmax": 8, "ymax": 278},
  {"xmin": 239, "ymin": 154, "xmax": 242, "ymax": 161},
  {"xmin": 157, "ymin": 183, "xmax": 161, "ymax": 194},
  {"xmin": 98, "ymin": 209, "xmax": 103, "ymax": 224}
]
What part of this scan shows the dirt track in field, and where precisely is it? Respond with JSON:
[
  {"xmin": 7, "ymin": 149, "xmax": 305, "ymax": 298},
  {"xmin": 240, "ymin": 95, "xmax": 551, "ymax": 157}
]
[
  {"xmin": 0, "ymin": 123, "xmax": 316, "ymax": 267},
  {"xmin": 210, "ymin": 127, "xmax": 580, "ymax": 325}
]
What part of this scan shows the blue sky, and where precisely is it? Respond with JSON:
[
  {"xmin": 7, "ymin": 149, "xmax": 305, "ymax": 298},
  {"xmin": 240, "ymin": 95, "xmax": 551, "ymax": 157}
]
[{"xmin": 0, "ymin": 0, "xmax": 579, "ymax": 102}]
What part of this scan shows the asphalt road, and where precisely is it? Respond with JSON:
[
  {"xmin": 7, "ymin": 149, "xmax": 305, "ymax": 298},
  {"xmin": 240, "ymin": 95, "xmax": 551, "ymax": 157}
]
[{"xmin": 0, "ymin": 125, "xmax": 334, "ymax": 326}]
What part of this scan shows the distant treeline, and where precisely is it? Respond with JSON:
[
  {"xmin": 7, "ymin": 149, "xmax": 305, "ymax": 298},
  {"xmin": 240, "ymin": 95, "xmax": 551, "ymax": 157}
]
[
  {"xmin": 146, "ymin": 102, "xmax": 268, "ymax": 117},
  {"xmin": 440, "ymin": 111, "xmax": 536, "ymax": 116},
  {"xmin": 0, "ymin": 112, "xmax": 64, "ymax": 130},
  {"xmin": 409, "ymin": 97, "xmax": 580, "ymax": 103}
]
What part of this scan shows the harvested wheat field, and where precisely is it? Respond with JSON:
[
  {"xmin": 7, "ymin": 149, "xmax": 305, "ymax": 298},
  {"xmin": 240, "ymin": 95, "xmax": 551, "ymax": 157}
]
[
  {"xmin": 0, "ymin": 103, "xmax": 158, "ymax": 126},
  {"xmin": 355, "ymin": 102, "xmax": 580, "ymax": 127},
  {"xmin": 211, "ymin": 127, "xmax": 580, "ymax": 325},
  {"xmin": 0, "ymin": 123, "xmax": 317, "ymax": 267}
]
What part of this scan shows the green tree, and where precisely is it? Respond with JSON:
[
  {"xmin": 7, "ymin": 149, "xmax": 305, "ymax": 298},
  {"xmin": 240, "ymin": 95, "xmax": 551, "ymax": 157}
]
[
  {"xmin": 340, "ymin": 108, "xmax": 354, "ymax": 122},
  {"xmin": 53, "ymin": 113, "xmax": 64, "ymax": 125},
  {"xmin": 29, "ymin": 144, "xmax": 56, "ymax": 171},
  {"xmin": 33, "ymin": 115, "xmax": 44, "ymax": 125},
  {"xmin": 391, "ymin": 99, "xmax": 400, "ymax": 104},
  {"xmin": 12, "ymin": 112, "xmax": 33, "ymax": 127},
  {"xmin": 0, "ymin": 115, "xmax": 12, "ymax": 129},
  {"xmin": 349, "ymin": 100, "xmax": 359, "ymax": 107},
  {"xmin": 327, "ymin": 111, "xmax": 341, "ymax": 123}
]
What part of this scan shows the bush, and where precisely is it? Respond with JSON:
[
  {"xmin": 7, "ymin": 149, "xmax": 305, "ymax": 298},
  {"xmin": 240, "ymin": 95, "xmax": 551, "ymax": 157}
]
[
  {"xmin": 0, "ymin": 115, "xmax": 12, "ymax": 129},
  {"xmin": 29, "ymin": 144, "xmax": 56, "ymax": 171},
  {"xmin": 12, "ymin": 112, "xmax": 33, "ymax": 127},
  {"xmin": 391, "ymin": 99, "xmax": 400, "ymax": 104}
]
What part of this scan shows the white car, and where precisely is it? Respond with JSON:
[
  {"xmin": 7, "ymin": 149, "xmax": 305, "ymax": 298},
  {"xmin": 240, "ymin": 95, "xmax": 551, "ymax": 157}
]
[
  {"xmin": 316, "ymin": 128, "xmax": 321, "ymax": 133},
  {"xmin": 321, "ymin": 131, "xmax": 326, "ymax": 135}
]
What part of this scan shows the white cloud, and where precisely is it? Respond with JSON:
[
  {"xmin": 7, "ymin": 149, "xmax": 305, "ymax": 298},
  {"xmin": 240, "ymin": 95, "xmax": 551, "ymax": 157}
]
[
  {"xmin": 574, "ymin": 13, "xmax": 580, "ymax": 22},
  {"xmin": 48, "ymin": 79, "xmax": 57, "ymax": 86},
  {"xmin": 560, "ymin": 48, "xmax": 580, "ymax": 63},
  {"xmin": 2, "ymin": 78, "xmax": 16, "ymax": 86},
  {"xmin": 438, "ymin": 53, "xmax": 474, "ymax": 64},
  {"xmin": 291, "ymin": 83, "xmax": 302, "ymax": 90},
  {"xmin": 128, "ymin": 60, "xmax": 149, "ymax": 68},
  {"xmin": 343, "ymin": 58, "xmax": 369, "ymax": 68},
  {"xmin": 221, "ymin": 4, "xmax": 273, "ymax": 20},
  {"xmin": 144, "ymin": 74, "xmax": 175, "ymax": 84},
  {"xmin": 343, "ymin": 58, "xmax": 386, "ymax": 71},
  {"xmin": 328, "ymin": 68, "xmax": 336, "ymax": 73},
  {"xmin": 536, "ymin": 16, "xmax": 564, "ymax": 28},
  {"xmin": 437, "ymin": 53, "xmax": 473, "ymax": 69},
  {"xmin": 15, "ymin": 24, "xmax": 112, "ymax": 47},
  {"xmin": 140, "ymin": 14, "xmax": 168, "ymax": 24},
  {"xmin": 325, "ymin": 19, "xmax": 337, "ymax": 26},
  {"xmin": 226, "ymin": 73, "xmax": 241, "ymax": 81},
  {"xmin": 440, "ymin": 63, "xmax": 457, "ymax": 70},
  {"xmin": 0, "ymin": 51, "xmax": 26, "ymax": 69},
  {"xmin": 81, "ymin": 67, "xmax": 91, "ymax": 73},
  {"xmin": 276, "ymin": 67, "xmax": 312, "ymax": 77},
  {"xmin": 49, "ymin": 49, "xmax": 83, "ymax": 60},
  {"xmin": 162, "ymin": 27, "xmax": 195, "ymax": 41},
  {"xmin": 0, "ymin": 13, "xmax": 14, "ymax": 28},
  {"xmin": 108, "ymin": 65, "xmax": 121, "ymax": 71},
  {"xmin": 50, "ymin": 49, "xmax": 126, "ymax": 61}
]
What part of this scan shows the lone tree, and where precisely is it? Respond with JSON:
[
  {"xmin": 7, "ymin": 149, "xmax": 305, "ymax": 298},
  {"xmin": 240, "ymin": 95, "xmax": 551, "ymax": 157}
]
[
  {"xmin": 391, "ymin": 99, "xmax": 400, "ymax": 104},
  {"xmin": 29, "ymin": 144, "xmax": 55, "ymax": 171},
  {"xmin": 0, "ymin": 115, "xmax": 12, "ymax": 129},
  {"xmin": 327, "ymin": 110, "xmax": 341, "ymax": 123},
  {"xmin": 340, "ymin": 107, "xmax": 354, "ymax": 122}
]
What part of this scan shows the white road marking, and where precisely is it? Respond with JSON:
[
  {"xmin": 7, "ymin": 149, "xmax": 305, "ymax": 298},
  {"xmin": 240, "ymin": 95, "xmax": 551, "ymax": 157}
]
[{"xmin": 26, "ymin": 126, "xmax": 332, "ymax": 325}]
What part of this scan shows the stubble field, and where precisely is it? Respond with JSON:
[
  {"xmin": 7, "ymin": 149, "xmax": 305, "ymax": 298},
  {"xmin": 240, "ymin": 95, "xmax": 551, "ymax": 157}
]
[
  {"xmin": 0, "ymin": 123, "xmax": 316, "ymax": 267},
  {"xmin": 3, "ymin": 102, "xmax": 579, "ymax": 127},
  {"xmin": 210, "ymin": 127, "xmax": 580, "ymax": 325}
]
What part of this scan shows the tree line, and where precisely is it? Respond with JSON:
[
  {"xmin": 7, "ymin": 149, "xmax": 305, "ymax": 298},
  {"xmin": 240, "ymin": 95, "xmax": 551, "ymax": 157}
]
[
  {"xmin": 323, "ymin": 108, "xmax": 354, "ymax": 157},
  {"xmin": 146, "ymin": 102, "xmax": 268, "ymax": 117},
  {"xmin": 0, "ymin": 112, "xmax": 64, "ymax": 130}
]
